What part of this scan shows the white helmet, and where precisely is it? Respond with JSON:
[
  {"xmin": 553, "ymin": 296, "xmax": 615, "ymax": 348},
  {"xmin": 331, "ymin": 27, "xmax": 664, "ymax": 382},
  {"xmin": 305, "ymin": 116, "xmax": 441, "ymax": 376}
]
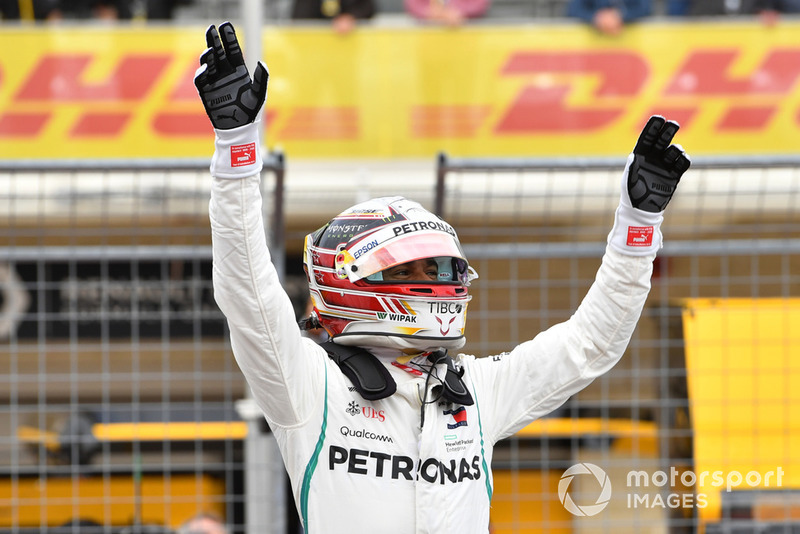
[{"xmin": 303, "ymin": 196, "xmax": 478, "ymax": 352}]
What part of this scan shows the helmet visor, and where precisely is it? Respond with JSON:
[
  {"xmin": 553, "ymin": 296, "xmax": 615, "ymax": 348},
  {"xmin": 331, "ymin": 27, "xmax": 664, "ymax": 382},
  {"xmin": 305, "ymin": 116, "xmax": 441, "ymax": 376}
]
[{"xmin": 341, "ymin": 229, "xmax": 467, "ymax": 283}]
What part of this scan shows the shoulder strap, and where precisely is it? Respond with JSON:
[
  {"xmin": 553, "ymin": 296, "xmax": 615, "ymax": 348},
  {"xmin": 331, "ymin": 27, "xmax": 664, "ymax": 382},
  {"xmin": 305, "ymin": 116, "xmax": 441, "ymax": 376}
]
[{"xmin": 320, "ymin": 341, "xmax": 397, "ymax": 401}]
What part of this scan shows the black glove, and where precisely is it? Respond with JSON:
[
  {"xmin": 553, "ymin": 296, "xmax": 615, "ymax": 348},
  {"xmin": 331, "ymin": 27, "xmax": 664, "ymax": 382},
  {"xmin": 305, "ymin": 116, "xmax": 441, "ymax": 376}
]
[
  {"xmin": 194, "ymin": 22, "xmax": 268, "ymax": 130},
  {"xmin": 608, "ymin": 115, "xmax": 691, "ymax": 256},
  {"xmin": 626, "ymin": 115, "xmax": 691, "ymax": 213}
]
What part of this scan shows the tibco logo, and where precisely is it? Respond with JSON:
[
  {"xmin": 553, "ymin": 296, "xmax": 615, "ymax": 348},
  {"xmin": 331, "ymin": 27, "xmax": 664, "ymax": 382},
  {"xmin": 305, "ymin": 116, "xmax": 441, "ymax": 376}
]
[{"xmin": 558, "ymin": 463, "xmax": 612, "ymax": 517}]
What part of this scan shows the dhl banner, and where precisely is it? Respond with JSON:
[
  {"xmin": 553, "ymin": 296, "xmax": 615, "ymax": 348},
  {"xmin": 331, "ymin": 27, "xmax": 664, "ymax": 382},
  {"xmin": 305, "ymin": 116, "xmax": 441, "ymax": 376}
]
[{"xmin": 1, "ymin": 22, "xmax": 800, "ymax": 159}]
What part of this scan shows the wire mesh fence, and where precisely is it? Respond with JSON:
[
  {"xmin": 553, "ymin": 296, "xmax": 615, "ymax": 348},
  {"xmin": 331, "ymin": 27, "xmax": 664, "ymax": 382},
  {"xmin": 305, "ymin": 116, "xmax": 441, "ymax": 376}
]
[
  {"xmin": 2, "ymin": 153, "xmax": 799, "ymax": 533},
  {"xmin": 0, "ymin": 156, "xmax": 284, "ymax": 534},
  {"xmin": 435, "ymin": 153, "xmax": 800, "ymax": 533}
]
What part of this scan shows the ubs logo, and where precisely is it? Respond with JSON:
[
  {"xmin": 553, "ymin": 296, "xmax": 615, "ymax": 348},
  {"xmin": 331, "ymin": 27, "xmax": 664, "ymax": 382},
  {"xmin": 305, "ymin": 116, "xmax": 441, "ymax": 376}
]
[
  {"xmin": 346, "ymin": 401, "xmax": 360, "ymax": 416},
  {"xmin": 345, "ymin": 401, "xmax": 386, "ymax": 422}
]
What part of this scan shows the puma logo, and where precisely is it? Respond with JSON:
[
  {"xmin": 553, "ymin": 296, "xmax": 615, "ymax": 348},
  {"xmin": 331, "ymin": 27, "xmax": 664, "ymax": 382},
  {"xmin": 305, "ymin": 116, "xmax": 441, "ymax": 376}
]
[
  {"xmin": 651, "ymin": 182, "xmax": 672, "ymax": 193},
  {"xmin": 215, "ymin": 109, "xmax": 238, "ymax": 122},
  {"xmin": 210, "ymin": 94, "xmax": 233, "ymax": 106}
]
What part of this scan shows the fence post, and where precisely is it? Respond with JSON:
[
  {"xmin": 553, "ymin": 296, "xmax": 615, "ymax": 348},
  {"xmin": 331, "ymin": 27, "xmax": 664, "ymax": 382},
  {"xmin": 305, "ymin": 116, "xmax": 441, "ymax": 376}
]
[{"xmin": 435, "ymin": 151, "xmax": 447, "ymax": 218}]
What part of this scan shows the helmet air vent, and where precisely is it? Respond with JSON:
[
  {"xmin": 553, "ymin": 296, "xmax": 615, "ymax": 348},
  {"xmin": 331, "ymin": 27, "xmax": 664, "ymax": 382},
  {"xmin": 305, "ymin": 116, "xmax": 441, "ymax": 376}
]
[{"xmin": 408, "ymin": 287, "xmax": 434, "ymax": 294}]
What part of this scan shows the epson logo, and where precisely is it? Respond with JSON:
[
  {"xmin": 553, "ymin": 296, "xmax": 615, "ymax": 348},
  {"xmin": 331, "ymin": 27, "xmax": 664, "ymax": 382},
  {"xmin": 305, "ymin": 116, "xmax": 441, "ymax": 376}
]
[{"xmin": 353, "ymin": 239, "xmax": 379, "ymax": 259}]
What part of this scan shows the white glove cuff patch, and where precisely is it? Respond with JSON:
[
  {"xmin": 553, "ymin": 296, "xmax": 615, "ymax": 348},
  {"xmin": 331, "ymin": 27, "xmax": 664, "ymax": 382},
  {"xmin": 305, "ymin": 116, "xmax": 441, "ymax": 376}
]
[
  {"xmin": 627, "ymin": 226, "xmax": 654, "ymax": 247},
  {"xmin": 607, "ymin": 203, "xmax": 663, "ymax": 257},
  {"xmin": 231, "ymin": 142, "xmax": 257, "ymax": 168},
  {"xmin": 210, "ymin": 121, "xmax": 263, "ymax": 179}
]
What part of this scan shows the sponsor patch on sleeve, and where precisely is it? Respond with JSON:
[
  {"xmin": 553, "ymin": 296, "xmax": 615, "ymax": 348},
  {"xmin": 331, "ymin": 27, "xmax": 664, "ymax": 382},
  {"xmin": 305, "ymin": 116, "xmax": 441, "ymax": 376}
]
[
  {"xmin": 626, "ymin": 226, "xmax": 654, "ymax": 247},
  {"xmin": 230, "ymin": 142, "xmax": 256, "ymax": 167}
]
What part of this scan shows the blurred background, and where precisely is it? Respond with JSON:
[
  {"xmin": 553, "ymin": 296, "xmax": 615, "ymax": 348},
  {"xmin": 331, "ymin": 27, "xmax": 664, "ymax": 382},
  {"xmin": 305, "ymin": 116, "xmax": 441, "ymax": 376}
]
[{"xmin": 1, "ymin": 0, "xmax": 799, "ymax": 532}]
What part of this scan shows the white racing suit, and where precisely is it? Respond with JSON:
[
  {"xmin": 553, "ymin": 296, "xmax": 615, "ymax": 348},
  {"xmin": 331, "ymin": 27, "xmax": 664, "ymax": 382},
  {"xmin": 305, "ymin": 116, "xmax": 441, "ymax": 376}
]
[{"xmin": 209, "ymin": 147, "xmax": 655, "ymax": 534}]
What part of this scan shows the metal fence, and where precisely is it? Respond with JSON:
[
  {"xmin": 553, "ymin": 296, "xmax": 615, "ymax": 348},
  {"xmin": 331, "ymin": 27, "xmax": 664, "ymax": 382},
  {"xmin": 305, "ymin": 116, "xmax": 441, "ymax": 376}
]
[
  {"xmin": 2, "ymin": 153, "xmax": 799, "ymax": 533},
  {"xmin": 0, "ymin": 154, "xmax": 285, "ymax": 534},
  {"xmin": 435, "ymin": 153, "xmax": 800, "ymax": 533}
]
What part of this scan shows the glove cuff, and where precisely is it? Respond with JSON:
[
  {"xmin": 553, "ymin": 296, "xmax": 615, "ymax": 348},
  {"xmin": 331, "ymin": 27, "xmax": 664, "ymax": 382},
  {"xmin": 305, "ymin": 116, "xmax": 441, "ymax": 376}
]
[
  {"xmin": 608, "ymin": 154, "xmax": 663, "ymax": 257},
  {"xmin": 607, "ymin": 202, "xmax": 663, "ymax": 257},
  {"xmin": 210, "ymin": 122, "xmax": 263, "ymax": 179}
]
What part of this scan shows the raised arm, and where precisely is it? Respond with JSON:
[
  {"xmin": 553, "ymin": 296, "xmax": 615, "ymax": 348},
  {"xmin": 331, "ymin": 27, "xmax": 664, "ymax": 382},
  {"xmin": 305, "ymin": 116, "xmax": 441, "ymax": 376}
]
[
  {"xmin": 472, "ymin": 116, "xmax": 691, "ymax": 442},
  {"xmin": 195, "ymin": 22, "xmax": 324, "ymax": 428}
]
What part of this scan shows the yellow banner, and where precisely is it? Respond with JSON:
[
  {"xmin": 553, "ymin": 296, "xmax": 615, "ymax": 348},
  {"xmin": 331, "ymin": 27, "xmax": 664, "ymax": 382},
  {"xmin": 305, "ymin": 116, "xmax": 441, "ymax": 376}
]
[
  {"xmin": 1, "ymin": 22, "xmax": 799, "ymax": 159},
  {"xmin": 682, "ymin": 298, "xmax": 800, "ymax": 525}
]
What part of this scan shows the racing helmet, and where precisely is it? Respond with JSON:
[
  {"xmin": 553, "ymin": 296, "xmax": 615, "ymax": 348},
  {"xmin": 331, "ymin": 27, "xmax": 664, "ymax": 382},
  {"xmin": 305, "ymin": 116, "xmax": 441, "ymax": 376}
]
[{"xmin": 303, "ymin": 196, "xmax": 478, "ymax": 352}]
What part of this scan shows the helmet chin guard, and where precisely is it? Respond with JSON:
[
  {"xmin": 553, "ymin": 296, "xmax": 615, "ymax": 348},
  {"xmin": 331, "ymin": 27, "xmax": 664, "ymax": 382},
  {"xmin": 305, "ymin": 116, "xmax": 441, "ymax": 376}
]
[{"xmin": 303, "ymin": 196, "xmax": 477, "ymax": 353}]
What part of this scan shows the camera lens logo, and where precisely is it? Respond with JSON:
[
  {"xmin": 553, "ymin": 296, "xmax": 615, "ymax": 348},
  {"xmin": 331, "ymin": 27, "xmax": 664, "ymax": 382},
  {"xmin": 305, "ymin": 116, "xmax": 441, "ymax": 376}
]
[{"xmin": 558, "ymin": 463, "xmax": 612, "ymax": 516}]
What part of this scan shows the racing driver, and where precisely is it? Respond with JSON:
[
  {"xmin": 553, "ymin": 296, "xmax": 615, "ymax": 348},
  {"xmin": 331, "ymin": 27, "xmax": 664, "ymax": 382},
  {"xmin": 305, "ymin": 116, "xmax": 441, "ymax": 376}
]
[{"xmin": 194, "ymin": 22, "xmax": 691, "ymax": 534}]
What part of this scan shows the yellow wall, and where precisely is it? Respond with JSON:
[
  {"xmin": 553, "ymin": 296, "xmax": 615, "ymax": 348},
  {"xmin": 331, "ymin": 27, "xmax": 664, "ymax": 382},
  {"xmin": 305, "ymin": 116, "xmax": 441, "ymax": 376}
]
[
  {"xmin": 0, "ymin": 474, "xmax": 226, "ymax": 529},
  {"xmin": 682, "ymin": 298, "xmax": 800, "ymax": 527},
  {"xmin": 491, "ymin": 469, "xmax": 572, "ymax": 534},
  {"xmin": 2, "ymin": 22, "xmax": 800, "ymax": 159}
]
